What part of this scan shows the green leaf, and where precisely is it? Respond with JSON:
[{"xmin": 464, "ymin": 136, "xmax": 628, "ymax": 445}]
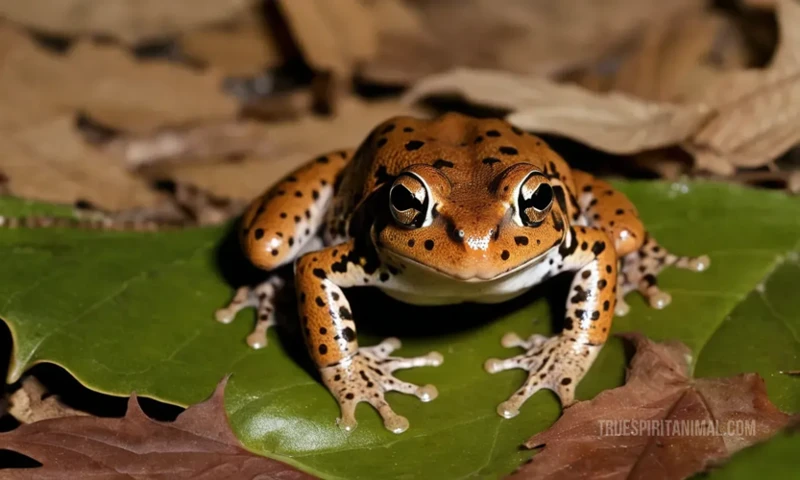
[
  {"xmin": 706, "ymin": 425, "xmax": 800, "ymax": 480},
  {"xmin": 0, "ymin": 181, "xmax": 798, "ymax": 479}
]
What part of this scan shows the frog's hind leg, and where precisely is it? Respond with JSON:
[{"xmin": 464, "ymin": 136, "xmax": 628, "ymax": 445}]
[
  {"xmin": 615, "ymin": 233, "xmax": 710, "ymax": 316},
  {"xmin": 217, "ymin": 149, "xmax": 353, "ymax": 348}
]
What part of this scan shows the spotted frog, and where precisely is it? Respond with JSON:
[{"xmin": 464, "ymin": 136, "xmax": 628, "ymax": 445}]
[{"xmin": 216, "ymin": 113, "xmax": 709, "ymax": 434}]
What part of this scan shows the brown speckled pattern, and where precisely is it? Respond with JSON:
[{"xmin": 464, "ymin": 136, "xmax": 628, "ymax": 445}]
[{"xmin": 240, "ymin": 149, "xmax": 351, "ymax": 270}]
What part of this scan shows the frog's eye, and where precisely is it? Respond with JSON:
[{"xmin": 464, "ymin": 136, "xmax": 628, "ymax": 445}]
[
  {"xmin": 517, "ymin": 174, "xmax": 554, "ymax": 227},
  {"xmin": 389, "ymin": 174, "xmax": 430, "ymax": 228}
]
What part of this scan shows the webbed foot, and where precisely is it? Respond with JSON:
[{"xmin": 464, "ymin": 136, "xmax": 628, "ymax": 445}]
[
  {"xmin": 485, "ymin": 333, "xmax": 600, "ymax": 418},
  {"xmin": 215, "ymin": 276, "xmax": 285, "ymax": 349},
  {"xmin": 616, "ymin": 234, "xmax": 709, "ymax": 316},
  {"xmin": 321, "ymin": 337, "xmax": 443, "ymax": 434}
]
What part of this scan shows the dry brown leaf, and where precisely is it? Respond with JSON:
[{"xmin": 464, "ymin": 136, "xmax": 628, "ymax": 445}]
[
  {"xmin": 0, "ymin": 24, "xmax": 238, "ymax": 133},
  {"xmin": 403, "ymin": 68, "xmax": 710, "ymax": 154},
  {"xmin": 510, "ymin": 333, "xmax": 791, "ymax": 480},
  {"xmin": 0, "ymin": 116, "xmax": 160, "ymax": 210},
  {"xmin": 9, "ymin": 377, "xmax": 88, "ymax": 424},
  {"xmin": 0, "ymin": 0, "xmax": 256, "ymax": 45},
  {"xmin": 362, "ymin": 0, "xmax": 704, "ymax": 85},
  {"xmin": 685, "ymin": 0, "xmax": 800, "ymax": 175},
  {"xmin": 612, "ymin": 12, "xmax": 748, "ymax": 102},
  {"xmin": 178, "ymin": 10, "xmax": 285, "ymax": 76},
  {"xmin": 276, "ymin": 0, "xmax": 377, "ymax": 77},
  {"xmin": 65, "ymin": 42, "xmax": 238, "ymax": 132},
  {"xmin": 156, "ymin": 97, "xmax": 429, "ymax": 200},
  {"xmin": 0, "ymin": 377, "xmax": 315, "ymax": 479}
]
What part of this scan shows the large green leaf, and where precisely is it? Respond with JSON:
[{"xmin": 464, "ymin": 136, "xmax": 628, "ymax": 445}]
[{"xmin": 0, "ymin": 181, "xmax": 798, "ymax": 479}]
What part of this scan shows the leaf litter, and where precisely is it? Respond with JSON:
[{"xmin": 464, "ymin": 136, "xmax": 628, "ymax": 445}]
[
  {"xmin": 403, "ymin": 0, "xmax": 800, "ymax": 180},
  {"xmin": 0, "ymin": 377, "xmax": 315, "ymax": 479},
  {"xmin": 510, "ymin": 333, "xmax": 792, "ymax": 480}
]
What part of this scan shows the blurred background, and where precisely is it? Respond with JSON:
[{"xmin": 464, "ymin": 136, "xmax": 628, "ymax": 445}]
[{"xmin": 0, "ymin": 0, "xmax": 796, "ymax": 226}]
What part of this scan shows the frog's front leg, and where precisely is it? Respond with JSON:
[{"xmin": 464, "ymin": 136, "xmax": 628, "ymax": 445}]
[
  {"xmin": 295, "ymin": 239, "xmax": 443, "ymax": 434},
  {"xmin": 571, "ymin": 170, "xmax": 709, "ymax": 315},
  {"xmin": 485, "ymin": 227, "xmax": 617, "ymax": 418},
  {"xmin": 216, "ymin": 149, "xmax": 352, "ymax": 348}
]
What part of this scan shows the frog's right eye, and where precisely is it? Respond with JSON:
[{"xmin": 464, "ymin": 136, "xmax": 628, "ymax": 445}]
[{"xmin": 389, "ymin": 174, "xmax": 430, "ymax": 228}]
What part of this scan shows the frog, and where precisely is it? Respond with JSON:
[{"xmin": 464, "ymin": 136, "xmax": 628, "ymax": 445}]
[{"xmin": 216, "ymin": 112, "xmax": 709, "ymax": 434}]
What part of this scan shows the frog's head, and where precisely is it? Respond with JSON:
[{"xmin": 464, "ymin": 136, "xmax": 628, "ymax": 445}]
[{"xmin": 374, "ymin": 161, "xmax": 567, "ymax": 281}]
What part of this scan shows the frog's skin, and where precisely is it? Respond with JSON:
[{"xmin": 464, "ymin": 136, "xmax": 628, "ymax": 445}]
[{"xmin": 217, "ymin": 113, "xmax": 709, "ymax": 434}]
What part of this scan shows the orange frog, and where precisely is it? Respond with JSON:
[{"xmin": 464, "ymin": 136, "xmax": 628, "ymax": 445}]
[{"xmin": 217, "ymin": 113, "xmax": 709, "ymax": 433}]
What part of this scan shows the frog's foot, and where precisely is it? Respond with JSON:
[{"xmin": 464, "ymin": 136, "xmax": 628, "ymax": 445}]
[
  {"xmin": 320, "ymin": 337, "xmax": 443, "ymax": 434},
  {"xmin": 616, "ymin": 234, "xmax": 710, "ymax": 316},
  {"xmin": 215, "ymin": 276, "xmax": 285, "ymax": 349},
  {"xmin": 485, "ymin": 334, "xmax": 601, "ymax": 419}
]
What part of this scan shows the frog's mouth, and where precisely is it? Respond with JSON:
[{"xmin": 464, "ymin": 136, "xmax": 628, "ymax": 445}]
[{"xmin": 379, "ymin": 246, "xmax": 555, "ymax": 283}]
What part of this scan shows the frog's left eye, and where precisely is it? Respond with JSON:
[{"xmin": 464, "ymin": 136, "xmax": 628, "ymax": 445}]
[
  {"xmin": 517, "ymin": 173, "xmax": 554, "ymax": 227},
  {"xmin": 389, "ymin": 174, "xmax": 430, "ymax": 228}
]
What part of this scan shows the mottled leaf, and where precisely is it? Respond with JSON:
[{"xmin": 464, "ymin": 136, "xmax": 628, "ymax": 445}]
[{"xmin": 509, "ymin": 333, "xmax": 791, "ymax": 480}]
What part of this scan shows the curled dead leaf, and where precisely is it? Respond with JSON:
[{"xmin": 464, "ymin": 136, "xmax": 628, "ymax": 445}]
[
  {"xmin": 510, "ymin": 333, "xmax": 791, "ymax": 480},
  {"xmin": 684, "ymin": 0, "xmax": 800, "ymax": 174},
  {"xmin": 403, "ymin": 68, "xmax": 710, "ymax": 154}
]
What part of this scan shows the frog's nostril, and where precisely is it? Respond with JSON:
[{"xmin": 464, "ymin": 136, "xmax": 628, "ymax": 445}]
[{"xmin": 447, "ymin": 221, "xmax": 467, "ymax": 243}]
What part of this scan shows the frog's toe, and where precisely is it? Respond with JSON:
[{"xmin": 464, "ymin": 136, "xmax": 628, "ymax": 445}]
[
  {"xmin": 374, "ymin": 400, "xmax": 410, "ymax": 434},
  {"xmin": 674, "ymin": 253, "xmax": 711, "ymax": 272},
  {"xmin": 215, "ymin": 286, "xmax": 252, "ymax": 324},
  {"xmin": 646, "ymin": 289, "xmax": 672, "ymax": 310},
  {"xmin": 215, "ymin": 277, "xmax": 285, "ymax": 349},
  {"xmin": 336, "ymin": 401, "xmax": 359, "ymax": 432},
  {"xmin": 614, "ymin": 296, "xmax": 631, "ymax": 316},
  {"xmin": 487, "ymin": 335, "xmax": 601, "ymax": 417},
  {"xmin": 500, "ymin": 332, "xmax": 548, "ymax": 349}
]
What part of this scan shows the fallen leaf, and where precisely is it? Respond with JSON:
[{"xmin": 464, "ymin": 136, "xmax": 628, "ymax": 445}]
[
  {"xmin": 0, "ymin": 24, "xmax": 238, "ymax": 133},
  {"xmin": 9, "ymin": 377, "xmax": 88, "ymax": 423},
  {"xmin": 153, "ymin": 97, "xmax": 429, "ymax": 200},
  {"xmin": 611, "ymin": 12, "xmax": 748, "ymax": 102},
  {"xmin": 0, "ymin": 377, "xmax": 315, "ymax": 479},
  {"xmin": 178, "ymin": 8, "xmax": 285, "ymax": 76},
  {"xmin": 403, "ymin": 68, "xmax": 710, "ymax": 154},
  {"xmin": 361, "ymin": 0, "xmax": 704, "ymax": 84},
  {"xmin": 685, "ymin": 0, "xmax": 800, "ymax": 175},
  {"xmin": 510, "ymin": 333, "xmax": 791, "ymax": 480},
  {"xmin": 0, "ymin": 0, "xmax": 256, "ymax": 45},
  {"xmin": 275, "ymin": 0, "xmax": 377, "ymax": 77},
  {"xmin": 0, "ymin": 115, "xmax": 160, "ymax": 210}
]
